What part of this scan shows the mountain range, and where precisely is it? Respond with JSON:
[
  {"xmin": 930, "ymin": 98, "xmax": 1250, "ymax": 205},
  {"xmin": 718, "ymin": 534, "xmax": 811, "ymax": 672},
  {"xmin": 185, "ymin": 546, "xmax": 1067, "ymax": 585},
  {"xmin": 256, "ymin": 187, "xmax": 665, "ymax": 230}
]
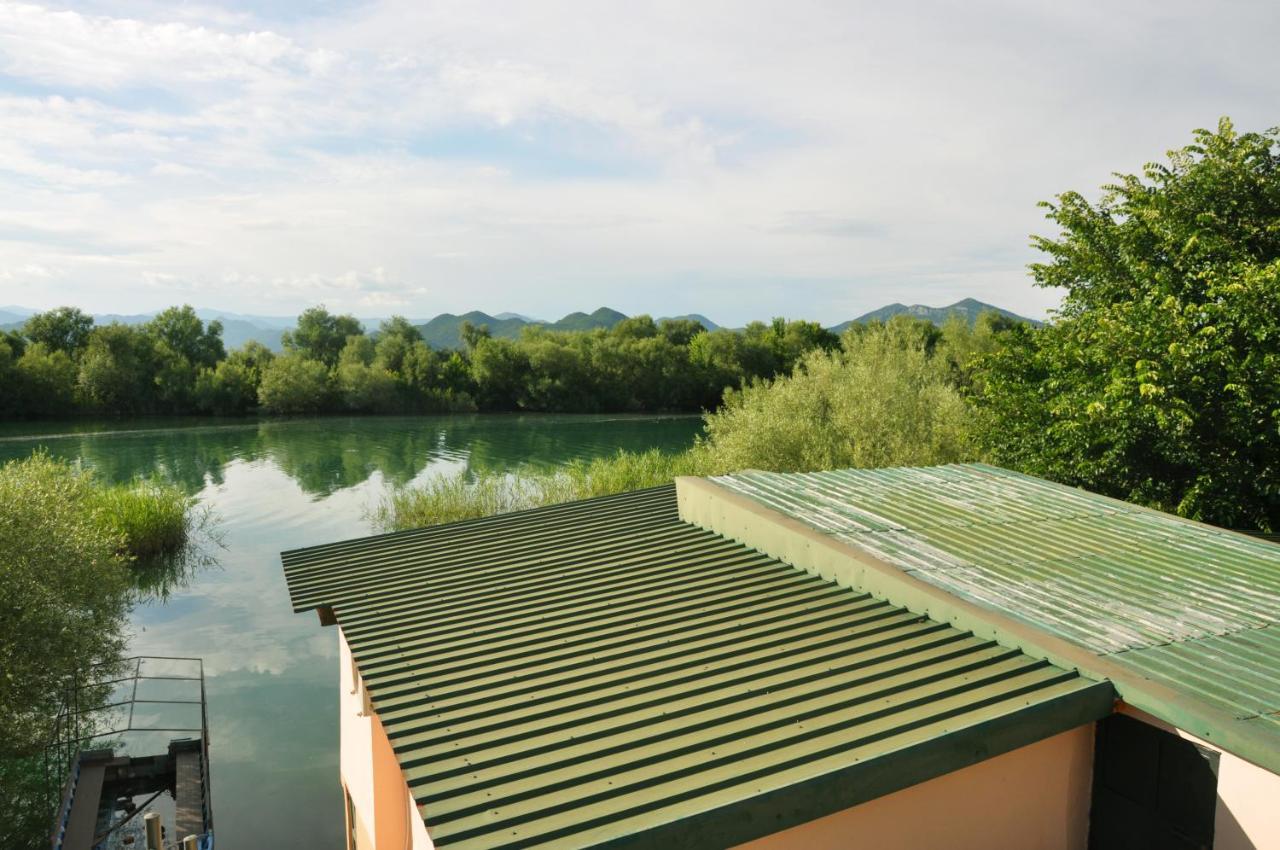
[{"xmin": 0, "ymin": 299, "xmax": 1037, "ymax": 352}]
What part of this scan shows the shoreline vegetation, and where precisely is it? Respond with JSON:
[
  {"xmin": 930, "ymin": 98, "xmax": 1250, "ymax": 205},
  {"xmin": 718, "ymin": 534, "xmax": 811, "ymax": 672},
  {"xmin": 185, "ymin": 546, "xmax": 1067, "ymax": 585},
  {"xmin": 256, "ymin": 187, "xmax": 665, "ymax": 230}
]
[
  {"xmin": 0, "ymin": 453, "xmax": 204, "ymax": 847},
  {"xmin": 1, "ymin": 303, "xmax": 848, "ymax": 419}
]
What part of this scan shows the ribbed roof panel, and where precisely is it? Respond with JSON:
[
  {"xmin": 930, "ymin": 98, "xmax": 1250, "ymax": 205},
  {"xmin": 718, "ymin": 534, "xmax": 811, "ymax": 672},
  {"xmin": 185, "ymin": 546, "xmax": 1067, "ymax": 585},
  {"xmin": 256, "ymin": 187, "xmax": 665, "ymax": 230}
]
[
  {"xmin": 713, "ymin": 464, "xmax": 1280, "ymax": 771},
  {"xmin": 283, "ymin": 484, "xmax": 1110, "ymax": 849}
]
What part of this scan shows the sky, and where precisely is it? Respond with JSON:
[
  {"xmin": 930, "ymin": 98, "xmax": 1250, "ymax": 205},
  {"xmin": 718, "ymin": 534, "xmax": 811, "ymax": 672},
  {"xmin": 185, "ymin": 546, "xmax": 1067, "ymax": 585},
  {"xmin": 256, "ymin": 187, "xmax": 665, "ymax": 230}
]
[{"xmin": 0, "ymin": 1, "xmax": 1276, "ymax": 324}]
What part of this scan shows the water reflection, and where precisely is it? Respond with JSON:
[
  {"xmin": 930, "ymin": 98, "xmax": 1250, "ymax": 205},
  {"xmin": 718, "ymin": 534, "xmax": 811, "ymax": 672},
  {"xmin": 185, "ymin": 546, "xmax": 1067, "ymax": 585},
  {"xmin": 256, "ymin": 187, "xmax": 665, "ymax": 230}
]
[
  {"xmin": 0, "ymin": 414, "xmax": 700, "ymax": 850},
  {"xmin": 0, "ymin": 414, "xmax": 702, "ymax": 496}
]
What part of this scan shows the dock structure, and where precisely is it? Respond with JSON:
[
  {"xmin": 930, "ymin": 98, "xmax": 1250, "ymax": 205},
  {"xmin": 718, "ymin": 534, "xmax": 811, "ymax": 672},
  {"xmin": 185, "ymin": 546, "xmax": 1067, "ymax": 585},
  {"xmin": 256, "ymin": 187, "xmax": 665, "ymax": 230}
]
[{"xmin": 48, "ymin": 656, "xmax": 214, "ymax": 850}]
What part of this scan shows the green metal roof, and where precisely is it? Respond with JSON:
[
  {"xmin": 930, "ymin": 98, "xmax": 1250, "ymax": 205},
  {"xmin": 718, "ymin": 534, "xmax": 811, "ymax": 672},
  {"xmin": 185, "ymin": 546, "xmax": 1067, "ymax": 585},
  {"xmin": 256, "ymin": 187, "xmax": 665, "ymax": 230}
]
[
  {"xmin": 713, "ymin": 464, "xmax": 1280, "ymax": 771},
  {"xmin": 282, "ymin": 485, "xmax": 1111, "ymax": 849}
]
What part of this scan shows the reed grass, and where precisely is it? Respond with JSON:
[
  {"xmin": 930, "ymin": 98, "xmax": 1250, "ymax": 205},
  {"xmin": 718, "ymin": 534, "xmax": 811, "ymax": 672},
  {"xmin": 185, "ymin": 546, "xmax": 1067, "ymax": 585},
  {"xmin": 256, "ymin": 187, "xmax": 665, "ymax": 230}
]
[
  {"xmin": 91, "ymin": 478, "xmax": 194, "ymax": 560},
  {"xmin": 373, "ymin": 447, "xmax": 721, "ymax": 531}
]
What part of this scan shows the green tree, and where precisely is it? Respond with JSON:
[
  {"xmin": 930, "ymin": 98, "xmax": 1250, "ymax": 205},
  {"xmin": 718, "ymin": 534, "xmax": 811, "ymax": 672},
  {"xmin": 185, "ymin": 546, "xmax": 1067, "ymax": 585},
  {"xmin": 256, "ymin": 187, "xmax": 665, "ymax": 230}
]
[
  {"xmin": 1, "ymin": 329, "xmax": 26, "ymax": 358},
  {"xmin": 22, "ymin": 306, "xmax": 93, "ymax": 355},
  {"xmin": 659, "ymin": 317, "xmax": 707, "ymax": 347},
  {"xmin": 195, "ymin": 361, "xmax": 257, "ymax": 415},
  {"xmin": 459, "ymin": 320, "xmax": 491, "ymax": 351},
  {"xmin": 147, "ymin": 306, "xmax": 225, "ymax": 368},
  {"xmin": 373, "ymin": 317, "xmax": 423, "ymax": 375},
  {"xmin": 258, "ymin": 353, "xmax": 332, "ymax": 414},
  {"xmin": 281, "ymin": 306, "xmax": 363, "ymax": 367},
  {"xmin": 77, "ymin": 323, "xmax": 156, "ymax": 414},
  {"xmin": 980, "ymin": 119, "xmax": 1280, "ymax": 530},
  {"xmin": 0, "ymin": 339, "xmax": 17, "ymax": 416},
  {"xmin": 16, "ymin": 343, "xmax": 78, "ymax": 415},
  {"xmin": 468, "ymin": 337, "xmax": 529, "ymax": 410}
]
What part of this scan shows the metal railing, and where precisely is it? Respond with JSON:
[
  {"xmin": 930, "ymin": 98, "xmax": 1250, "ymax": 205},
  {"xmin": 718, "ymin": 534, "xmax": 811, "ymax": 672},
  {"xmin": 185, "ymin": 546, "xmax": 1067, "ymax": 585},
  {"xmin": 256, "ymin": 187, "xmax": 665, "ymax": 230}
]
[{"xmin": 46, "ymin": 656, "xmax": 214, "ymax": 848}]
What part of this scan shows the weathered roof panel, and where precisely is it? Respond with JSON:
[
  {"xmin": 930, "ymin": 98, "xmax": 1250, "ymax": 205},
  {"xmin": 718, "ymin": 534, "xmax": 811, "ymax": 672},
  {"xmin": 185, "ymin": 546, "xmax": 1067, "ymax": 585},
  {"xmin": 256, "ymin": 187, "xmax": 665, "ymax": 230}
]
[
  {"xmin": 283, "ymin": 484, "xmax": 1111, "ymax": 849},
  {"xmin": 712, "ymin": 464, "xmax": 1280, "ymax": 771}
]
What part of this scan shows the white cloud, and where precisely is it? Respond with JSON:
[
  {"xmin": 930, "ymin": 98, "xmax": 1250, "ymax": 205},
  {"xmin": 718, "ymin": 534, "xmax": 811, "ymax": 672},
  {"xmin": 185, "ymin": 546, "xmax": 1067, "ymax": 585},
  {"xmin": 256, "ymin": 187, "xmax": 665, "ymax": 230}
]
[
  {"xmin": 0, "ymin": 0, "xmax": 1276, "ymax": 322},
  {"xmin": 0, "ymin": 3, "xmax": 334, "ymax": 89}
]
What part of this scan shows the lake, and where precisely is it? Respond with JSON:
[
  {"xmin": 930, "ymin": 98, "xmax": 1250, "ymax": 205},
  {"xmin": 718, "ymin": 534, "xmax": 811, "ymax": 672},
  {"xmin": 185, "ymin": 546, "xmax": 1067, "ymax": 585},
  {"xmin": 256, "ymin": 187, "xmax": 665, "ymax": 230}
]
[{"xmin": 0, "ymin": 414, "xmax": 702, "ymax": 849}]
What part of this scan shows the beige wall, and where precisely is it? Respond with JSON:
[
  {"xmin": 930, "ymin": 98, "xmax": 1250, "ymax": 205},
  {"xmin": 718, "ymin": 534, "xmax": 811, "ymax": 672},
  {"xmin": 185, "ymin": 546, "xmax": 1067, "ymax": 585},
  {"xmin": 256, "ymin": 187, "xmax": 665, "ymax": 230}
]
[
  {"xmin": 340, "ymin": 631, "xmax": 376, "ymax": 850},
  {"xmin": 736, "ymin": 725, "xmax": 1095, "ymax": 850},
  {"xmin": 340, "ymin": 629, "xmax": 435, "ymax": 850},
  {"xmin": 1119, "ymin": 706, "xmax": 1280, "ymax": 850}
]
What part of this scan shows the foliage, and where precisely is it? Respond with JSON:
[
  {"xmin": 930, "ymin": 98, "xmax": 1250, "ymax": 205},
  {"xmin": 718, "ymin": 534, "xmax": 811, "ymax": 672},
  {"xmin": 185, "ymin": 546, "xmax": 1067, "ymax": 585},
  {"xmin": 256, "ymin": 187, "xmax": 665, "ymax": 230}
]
[
  {"xmin": 1, "ymin": 304, "xmax": 841, "ymax": 419},
  {"xmin": 14, "ymin": 343, "xmax": 78, "ymax": 415},
  {"xmin": 148, "ymin": 306, "xmax": 226, "ymax": 411},
  {"xmin": 0, "ymin": 453, "xmax": 205, "ymax": 847},
  {"xmin": 281, "ymin": 306, "xmax": 363, "ymax": 367},
  {"xmin": 195, "ymin": 340, "xmax": 277, "ymax": 415},
  {"xmin": 980, "ymin": 119, "xmax": 1280, "ymax": 529},
  {"xmin": 76, "ymin": 323, "xmax": 157, "ymax": 414},
  {"xmin": 704, "ymin": 321, "xmax": 978, "ymax": 472},
  {"xmin": 22, "ymin": 307, "xmax": 93, "ymax": 356},
  {"xmin": 257, "ymin": 353, "xmax": 332, "ymax": 414},
  {"xmin": 0, "ymin": 454, "xmax": 132, "ymax": 847}
]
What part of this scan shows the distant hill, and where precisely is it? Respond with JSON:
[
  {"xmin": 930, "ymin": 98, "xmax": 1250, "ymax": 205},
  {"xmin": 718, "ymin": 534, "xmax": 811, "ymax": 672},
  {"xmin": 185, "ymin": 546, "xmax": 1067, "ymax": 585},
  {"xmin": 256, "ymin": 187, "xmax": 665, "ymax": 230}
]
[
  {"xmin": 415, "ymin": 307, "xmax": 634, "ymax": 349},
  {"xmin": 417, "ymin": 311, "xmax": 532, "ymax": 349},
  {"xmin": 552, "ymin": 307, "xmax": 628, "ymax": 332},
  {"xmin": 660, "ymin": 313, "xmax": 720, "ymax": 331},
  {"xmin": 829, "ymin": 298, "xmax": 1039, "ymax": 333},
  {"xmin": 0, "ymin": 307, "xmax": 35, "ymax": 326}
]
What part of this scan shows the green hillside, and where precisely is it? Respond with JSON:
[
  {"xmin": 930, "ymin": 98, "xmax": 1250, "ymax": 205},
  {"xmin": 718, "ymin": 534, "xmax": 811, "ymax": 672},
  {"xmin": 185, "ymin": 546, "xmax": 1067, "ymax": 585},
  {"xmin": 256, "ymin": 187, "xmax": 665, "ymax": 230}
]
[
  {"xmin": 828, "ymin": 298, "xmax": 1039, "ymax": 333},
  {"xmin": 415, "ymin": 307, "xmax": 630, "ymax": 349}
]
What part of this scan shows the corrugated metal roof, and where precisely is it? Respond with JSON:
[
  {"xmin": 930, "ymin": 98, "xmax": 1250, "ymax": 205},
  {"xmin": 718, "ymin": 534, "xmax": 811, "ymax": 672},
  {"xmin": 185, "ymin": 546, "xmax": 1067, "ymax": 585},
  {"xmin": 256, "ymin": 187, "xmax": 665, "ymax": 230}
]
[
  {"xmin": 282, "ymin": 485, "xmax": 1111, "ymax": 849},
  {"xmin": 712, "ymin": 464, "xmax": 1280, "ymax": 770}
]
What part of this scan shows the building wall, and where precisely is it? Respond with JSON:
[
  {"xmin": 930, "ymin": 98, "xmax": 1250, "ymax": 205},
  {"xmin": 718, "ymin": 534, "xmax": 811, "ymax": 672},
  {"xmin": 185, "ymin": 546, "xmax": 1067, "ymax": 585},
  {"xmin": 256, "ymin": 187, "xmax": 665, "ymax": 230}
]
[
  {"xmin": 736, "ymin": 725, "xmax": 1095, "ymax": 850},
  {"xmin": 340, "ymin": 631, "xmax": 377, "ymax": 850},
  {"xmin": 340, "ymin": 629, "xmax": 435, "ymax": 850},
  {"xmin": 1119, "ymin": 706, "xmax": 1280, "ymax": 850}
]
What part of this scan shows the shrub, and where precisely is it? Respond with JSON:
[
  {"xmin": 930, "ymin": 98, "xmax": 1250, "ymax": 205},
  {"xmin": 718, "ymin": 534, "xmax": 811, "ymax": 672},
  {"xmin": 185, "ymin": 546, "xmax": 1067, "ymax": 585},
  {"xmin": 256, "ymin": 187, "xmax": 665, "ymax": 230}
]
[
  {"xmin": 702, "ymin": 327, "xmax": 978, "ymax": 472},
  {"xmin": 258, "ymin": 353, "xmax": 332, "ymax": 414}
]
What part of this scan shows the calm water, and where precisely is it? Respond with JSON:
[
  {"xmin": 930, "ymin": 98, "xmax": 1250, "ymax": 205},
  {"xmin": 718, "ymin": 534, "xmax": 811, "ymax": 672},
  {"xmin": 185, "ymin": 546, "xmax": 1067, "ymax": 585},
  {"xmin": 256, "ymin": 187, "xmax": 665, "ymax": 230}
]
[{"xmin": 0, "ymin": 414, "xmax": 701, "ymax": 849}]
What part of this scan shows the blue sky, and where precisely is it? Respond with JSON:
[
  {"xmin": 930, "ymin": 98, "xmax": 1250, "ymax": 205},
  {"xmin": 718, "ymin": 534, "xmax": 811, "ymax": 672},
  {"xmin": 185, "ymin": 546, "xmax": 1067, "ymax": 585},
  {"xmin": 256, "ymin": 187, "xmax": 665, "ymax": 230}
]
[{"xmin": 0, "ymin": 0, "xmax": 1277, "ymax": 324}]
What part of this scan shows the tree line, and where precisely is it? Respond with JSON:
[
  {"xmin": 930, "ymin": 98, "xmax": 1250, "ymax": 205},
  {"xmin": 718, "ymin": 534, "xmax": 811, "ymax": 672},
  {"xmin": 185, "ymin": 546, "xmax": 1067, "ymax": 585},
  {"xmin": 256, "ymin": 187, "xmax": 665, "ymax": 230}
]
[{"xmin": 0, "ymin": 306, "xmax": 842, "ymax": 417}]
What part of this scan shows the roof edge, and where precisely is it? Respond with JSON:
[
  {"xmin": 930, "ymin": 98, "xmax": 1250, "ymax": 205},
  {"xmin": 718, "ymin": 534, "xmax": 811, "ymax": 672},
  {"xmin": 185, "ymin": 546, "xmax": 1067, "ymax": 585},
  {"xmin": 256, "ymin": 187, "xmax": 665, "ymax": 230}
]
[
  {"xmin": 594, "ymin": 678, "xmax": 1113, "ymax": 849},
  {"xmin": 675, "ymin": 474, "xmax": 1280, "ymax": 775}
]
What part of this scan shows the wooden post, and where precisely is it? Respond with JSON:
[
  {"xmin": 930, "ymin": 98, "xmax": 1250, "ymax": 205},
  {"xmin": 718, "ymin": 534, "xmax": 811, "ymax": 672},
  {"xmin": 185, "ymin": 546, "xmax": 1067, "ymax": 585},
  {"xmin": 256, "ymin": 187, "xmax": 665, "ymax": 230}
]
[{"xmin": 144, "ymin": 812, "xmax": 163, "ymax": 850}]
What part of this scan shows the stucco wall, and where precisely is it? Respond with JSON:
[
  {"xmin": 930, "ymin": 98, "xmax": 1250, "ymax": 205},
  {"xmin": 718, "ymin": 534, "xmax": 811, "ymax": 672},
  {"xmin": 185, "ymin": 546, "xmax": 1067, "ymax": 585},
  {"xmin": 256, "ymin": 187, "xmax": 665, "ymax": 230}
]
[
  {"xmin": 735, "ymin": 725, "xmax": 1095, "ymax": 850},
  {"xmin": 340, "ymin": 630, "xmax": 376, "ymax": 850},
  {"xmin": 1119, "ymin": 706, "xmax": 1280, "ymax": 850},
  {"xmin": 340, "ymin": 629, "xmax": 435, "ymax": 850}
]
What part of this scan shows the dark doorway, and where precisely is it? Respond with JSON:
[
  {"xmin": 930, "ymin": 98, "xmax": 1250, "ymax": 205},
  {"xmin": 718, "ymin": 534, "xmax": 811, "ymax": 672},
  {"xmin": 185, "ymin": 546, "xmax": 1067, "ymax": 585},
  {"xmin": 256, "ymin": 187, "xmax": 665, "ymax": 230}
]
[{"xmin": 1089, "ymin": 713, "xmax": 1220, "ymax": 850}]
